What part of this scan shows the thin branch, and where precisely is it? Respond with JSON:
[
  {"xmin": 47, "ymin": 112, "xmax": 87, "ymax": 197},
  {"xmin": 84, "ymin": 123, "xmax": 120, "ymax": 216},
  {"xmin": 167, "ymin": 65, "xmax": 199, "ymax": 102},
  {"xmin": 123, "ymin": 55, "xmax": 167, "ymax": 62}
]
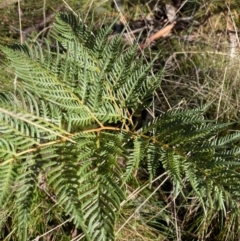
[
  {"xmin": 139, "ymin": 22, "xmax": 176, "ymax": 50},
  {"xmin": 117, "ymin": 175, "xmax": 169, "ymax": 234},
  {"xmin": 17, "ymin": 0, "xmax": 23, "ymax": 44}
]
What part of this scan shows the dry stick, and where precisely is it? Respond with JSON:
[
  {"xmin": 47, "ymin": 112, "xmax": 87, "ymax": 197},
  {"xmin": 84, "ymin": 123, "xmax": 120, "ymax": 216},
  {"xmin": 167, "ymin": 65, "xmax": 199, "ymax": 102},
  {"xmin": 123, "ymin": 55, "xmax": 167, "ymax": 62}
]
[
  {"xmin": 108, "ymin": 26, "xmax": 147, "ymax": 41},
  {"xmin": 137, "ymin": 0, "xmax": 189, "ymax": 50},
  {"xmin": 14, "ymin": 0, "xmax": 22, "ymax": 114},
  {"xmin": 43, "ymin": 0, "xmax": 46, "ymax": 30},
  {"xmin": 17, "ymin": 0, "xmax": 23, "ymax": 44},
  {"xmin": 84, "ymin": 0, "xmax": 94, "ymax": 22},
  {"xmin": 117, "ymin": 175, "xmax": 169, "ymax": 234},
  {"xmin": 139, "ymin": 21, "xmax": 176, "ymax": 50},
  {"xmin": 216, "ymin": 67, "xmax": 227, "ymax": 120},
  {"xmin": 31, "ymin": 219, "xmax": 70, "ymax": 241},
  {"xmin": 62, "ymin": 0, "xmax": 77, "ymax": 16},
  {"xmin": 113, "ymin": 0, "xmax": 135, "ymax": 45}
]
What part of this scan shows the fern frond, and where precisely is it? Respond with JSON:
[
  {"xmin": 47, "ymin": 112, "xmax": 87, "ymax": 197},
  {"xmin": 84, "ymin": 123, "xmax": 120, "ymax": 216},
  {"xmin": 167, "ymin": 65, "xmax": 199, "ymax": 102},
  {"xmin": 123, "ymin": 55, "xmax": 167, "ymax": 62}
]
[
  {"xmin": 2, "ymin": 11, "xmax": 240, "ymax": 241},
  {"xmin": 123, "ymin": 137, "xmax": 149, "ymax": 182},
  {"xmin": 146, "ymin": 142, "xmax": 161, "ymax": 183},
  {"xmin": 0, "ymin": 161, "xmax": 16, "ymax": 206},
  {"xmin": 15, "ymin": 160, "xmax": 37, "ymax": 241}
]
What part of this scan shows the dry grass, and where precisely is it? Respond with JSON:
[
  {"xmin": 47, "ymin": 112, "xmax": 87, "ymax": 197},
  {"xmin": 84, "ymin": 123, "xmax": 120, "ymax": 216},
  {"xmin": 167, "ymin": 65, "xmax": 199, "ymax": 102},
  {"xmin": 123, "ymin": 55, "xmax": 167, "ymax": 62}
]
[{"xmin": 155, "ymin": 3, "xmax": 240, "ymax": 121}]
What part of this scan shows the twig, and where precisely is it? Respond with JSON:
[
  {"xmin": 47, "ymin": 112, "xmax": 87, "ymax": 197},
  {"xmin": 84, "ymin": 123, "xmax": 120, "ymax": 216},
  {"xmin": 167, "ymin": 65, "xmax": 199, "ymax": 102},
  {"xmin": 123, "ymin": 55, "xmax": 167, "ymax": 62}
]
[
  {"xmin": 216, "ymin": 67, "xmax": 227, "ymax": 120},
  {"xmin": 117, "ymin": 175, "xmax": 169, "ymax": 234},
  {"xmin": 31, "ymin": 219, "xmax": 70, "ymax": 241},
  {"xmin": 62, "ymin": 0, "xmax": 77, "ymax": 16},
  {"xmin": 17, "ymin": 0, "xmax": 22, "ymax": 44},
  {"xmin": 139, "ymin": 21, "xmax": 176, "ymax": 50},
  {"xmin": 113, "ymin": 0, "xmax": 135, "ymax": 45},
  {"xmin": 43, "ymin": 0, "xmax": 46, "ymax": 30},
  {"xmin": 108, "ymin": 26, "xmax": 147, "ymax": 41}
]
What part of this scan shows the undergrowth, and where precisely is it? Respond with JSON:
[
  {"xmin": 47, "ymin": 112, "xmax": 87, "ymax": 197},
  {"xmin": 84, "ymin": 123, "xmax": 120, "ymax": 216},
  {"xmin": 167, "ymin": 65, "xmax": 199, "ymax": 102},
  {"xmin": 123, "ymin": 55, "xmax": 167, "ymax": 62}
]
[{"xmin": 1, "ymin": 1, "xmax": 240, "ymax": 241}]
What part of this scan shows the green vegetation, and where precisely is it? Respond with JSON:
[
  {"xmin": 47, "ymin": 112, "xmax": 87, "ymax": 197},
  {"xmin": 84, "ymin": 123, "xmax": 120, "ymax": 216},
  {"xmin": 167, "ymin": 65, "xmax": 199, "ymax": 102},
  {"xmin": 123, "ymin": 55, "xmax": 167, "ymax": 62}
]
[{"xmin": 1, "ymin": 1, "xmax": 240, "ymax": 240}]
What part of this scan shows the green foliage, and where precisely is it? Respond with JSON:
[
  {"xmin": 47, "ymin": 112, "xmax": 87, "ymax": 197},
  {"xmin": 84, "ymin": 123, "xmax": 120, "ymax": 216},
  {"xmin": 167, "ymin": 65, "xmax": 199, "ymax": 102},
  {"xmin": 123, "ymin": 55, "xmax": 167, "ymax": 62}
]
[{"xmin": 1, "ymin": 12, "xmax": 240, "ymax": 241}]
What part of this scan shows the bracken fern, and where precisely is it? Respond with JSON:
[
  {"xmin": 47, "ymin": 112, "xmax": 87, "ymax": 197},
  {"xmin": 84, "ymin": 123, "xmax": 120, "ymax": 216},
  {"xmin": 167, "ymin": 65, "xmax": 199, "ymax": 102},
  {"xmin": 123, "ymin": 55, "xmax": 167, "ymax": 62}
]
[{"xmin": 1, "ymin": 12, "xmax": 240, "ymax": 241}]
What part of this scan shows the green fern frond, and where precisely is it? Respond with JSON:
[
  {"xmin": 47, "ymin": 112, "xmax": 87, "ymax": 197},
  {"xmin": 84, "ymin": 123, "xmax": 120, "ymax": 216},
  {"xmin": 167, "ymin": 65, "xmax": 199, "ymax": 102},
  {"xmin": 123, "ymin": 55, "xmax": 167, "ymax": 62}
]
[
  {"xmin": 0, "ymin": 161, "xmax": 16, "ymax": 206},
  {"xmin": 135, "ymin": 107, "xmax": 240, "ymax": 220},
  {"xmin": 15, "ymin": 161, "xmax": 37, "ymax": 241},
  {"xmin": 146, "ymin": 142, "xmax": 161, "ymax": 183},
  {"xmin": 160, "ymin": 148, "xmax": 184, "ymax": 184},
  {"xmin": 123, "ymin": 137, "xmax": 149, "ymax": 182},
  {"xmin": 2, "ymin": 11, "xmax": 240, "ymax": 241}
]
